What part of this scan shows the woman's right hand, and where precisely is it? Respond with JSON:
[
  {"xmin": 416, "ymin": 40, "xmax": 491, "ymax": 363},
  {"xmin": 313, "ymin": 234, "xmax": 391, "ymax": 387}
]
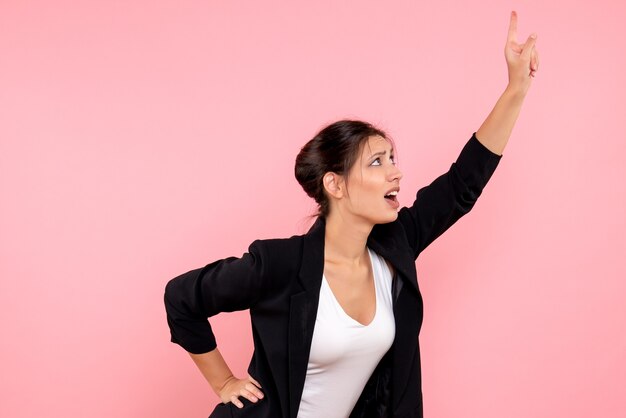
[
  {"xmin": 218, "ymin": 374, "xmax": 264, "ymax": 409},
  {"xmin": 187, "ymin": 349, "xmax": 264, "ymax": 409}
]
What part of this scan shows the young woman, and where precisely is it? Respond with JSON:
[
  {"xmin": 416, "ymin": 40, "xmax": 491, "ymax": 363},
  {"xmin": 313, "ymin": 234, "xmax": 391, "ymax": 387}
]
[{"xmin": 164, "ymin": 11, "xmax": 539, "ymax": 418}]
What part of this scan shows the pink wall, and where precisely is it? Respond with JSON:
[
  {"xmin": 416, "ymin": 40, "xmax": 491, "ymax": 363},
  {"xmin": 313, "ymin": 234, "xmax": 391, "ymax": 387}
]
[{"xmin": 1, "ymin": 1, "xmax": 624, "ymax": 417}]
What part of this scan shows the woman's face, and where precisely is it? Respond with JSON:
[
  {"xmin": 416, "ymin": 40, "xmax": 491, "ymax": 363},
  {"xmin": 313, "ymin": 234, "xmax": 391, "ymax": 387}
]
[{"xmin": 341, "ymin": 135, "xmax": 403, "ymax": 224}]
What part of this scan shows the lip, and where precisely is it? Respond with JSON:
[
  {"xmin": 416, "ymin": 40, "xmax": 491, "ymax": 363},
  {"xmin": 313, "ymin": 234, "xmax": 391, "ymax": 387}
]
[
  {"xmin": 384, "ymin": 186, "xmax": 400, "ymax": 196},
  {"xmin": 385, "ymin": 195, "xmax": 399, "ymax": 209}
]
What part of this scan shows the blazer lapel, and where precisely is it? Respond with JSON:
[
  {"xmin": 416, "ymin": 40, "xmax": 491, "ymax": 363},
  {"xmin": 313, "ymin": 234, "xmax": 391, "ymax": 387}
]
[
  {"xmin": 367, "ymin": 221, "xmax": 419, "ymax": 297},
  {"xmin": 288, "ymin": 216, "xmax": 325, "ymax": 418}
]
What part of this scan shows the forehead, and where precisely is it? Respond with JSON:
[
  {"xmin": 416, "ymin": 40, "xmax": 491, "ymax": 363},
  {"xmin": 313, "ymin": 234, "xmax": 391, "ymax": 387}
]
[{"xmin": 360, "ymin": 135, "xmax": 393, "ymax": 157}]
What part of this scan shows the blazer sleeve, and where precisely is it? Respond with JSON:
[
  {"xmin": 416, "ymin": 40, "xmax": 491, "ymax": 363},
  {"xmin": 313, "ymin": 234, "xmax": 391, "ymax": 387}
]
[
  {"xmin": 397, "ymin": 132, "xmax": 503, "ymax": 259},
  {"xmin": 163, "ymin": 239, "xmax": 267, "ymax": 354}
]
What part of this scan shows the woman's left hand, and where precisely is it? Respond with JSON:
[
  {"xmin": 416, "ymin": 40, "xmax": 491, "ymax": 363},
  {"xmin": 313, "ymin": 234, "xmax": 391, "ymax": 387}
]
[{"xmin": 504, "ymin": 11, "xmax": 539, "ymax": 95}]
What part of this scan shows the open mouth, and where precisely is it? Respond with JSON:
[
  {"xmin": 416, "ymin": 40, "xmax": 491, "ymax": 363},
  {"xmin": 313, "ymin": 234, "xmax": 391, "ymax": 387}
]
[{"xmin": 384, "ymin": 190, "xmax": 398, "ymax": 202}]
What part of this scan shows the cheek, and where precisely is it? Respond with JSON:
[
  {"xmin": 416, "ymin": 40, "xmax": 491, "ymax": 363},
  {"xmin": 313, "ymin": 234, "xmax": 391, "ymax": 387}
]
[
  {"xmin": 347, "ymin": 174, "xmax": 381, "ymax": 206},
  {"xmin": 361, "ymin": 181, "xmax": 382, "ymax": 203}
]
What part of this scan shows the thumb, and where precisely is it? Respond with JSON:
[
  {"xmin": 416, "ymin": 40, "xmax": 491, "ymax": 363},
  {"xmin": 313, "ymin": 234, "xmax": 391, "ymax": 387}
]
[{"xmin": 521, "ymin": 33, "xmax": 537, "ymax": 60}]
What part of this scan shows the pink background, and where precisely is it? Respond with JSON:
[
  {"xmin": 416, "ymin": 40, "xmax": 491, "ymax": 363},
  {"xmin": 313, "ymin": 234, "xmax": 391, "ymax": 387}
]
[{"xmin": 1, "ymin": 1, "xmax": 625, "ymax": 417}]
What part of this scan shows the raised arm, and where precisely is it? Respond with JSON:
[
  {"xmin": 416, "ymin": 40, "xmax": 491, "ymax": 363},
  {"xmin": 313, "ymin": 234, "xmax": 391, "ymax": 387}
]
[
  {"xmin": 397, "ymin": 11, "xmax": 538, "ymax": 258},
  {"xmin": 398, "ymin": 133, "xmax": 502, "ymax": 258},
  {"xmin": 476, "ymin": 10, "xmax": 539, "ymax": 155}
]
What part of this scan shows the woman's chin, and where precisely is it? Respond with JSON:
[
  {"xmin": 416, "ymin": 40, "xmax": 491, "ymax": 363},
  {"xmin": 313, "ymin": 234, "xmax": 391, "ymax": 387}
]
[{"xmin": 375, "ymin": 211, "xmax": 398, "ymax": 224}]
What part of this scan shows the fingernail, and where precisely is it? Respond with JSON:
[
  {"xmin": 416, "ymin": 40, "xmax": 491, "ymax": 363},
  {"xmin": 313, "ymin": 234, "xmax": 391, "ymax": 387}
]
[{"xmin": 530, "ymin": 33, "xmax": 537, "ymax": 39}]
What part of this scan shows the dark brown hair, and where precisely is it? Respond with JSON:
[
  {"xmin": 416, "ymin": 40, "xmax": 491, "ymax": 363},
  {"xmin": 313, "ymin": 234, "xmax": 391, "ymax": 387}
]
[{"xmin": 294, "ymin": 119, "xmax": 394, "ymax": 219}]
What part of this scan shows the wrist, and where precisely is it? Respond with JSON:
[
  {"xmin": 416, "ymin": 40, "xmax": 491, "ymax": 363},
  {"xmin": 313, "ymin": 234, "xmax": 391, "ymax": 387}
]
[
  {"xmin": 504, "ymin": 83, "xmax": 528, "ymax": 101},
  {"xmin": 216, "ymin": 374, "xmax": 237, "ymax": 394}
]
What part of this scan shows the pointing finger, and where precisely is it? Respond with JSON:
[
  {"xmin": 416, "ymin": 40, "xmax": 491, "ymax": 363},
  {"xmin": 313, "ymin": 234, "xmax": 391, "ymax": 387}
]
[{"xmin": 508, "ymin": 11, "xmax": 518, "ymax": 43}]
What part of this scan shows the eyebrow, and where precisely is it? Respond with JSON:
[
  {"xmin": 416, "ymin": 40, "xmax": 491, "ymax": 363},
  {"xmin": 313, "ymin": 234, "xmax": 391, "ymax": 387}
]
[{"xmin": 368, "ymin": 148, "xmax": 394, "ymax": 160}]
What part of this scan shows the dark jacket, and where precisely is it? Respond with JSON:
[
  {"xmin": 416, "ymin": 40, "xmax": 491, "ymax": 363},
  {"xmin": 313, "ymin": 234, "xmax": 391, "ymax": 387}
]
[{"xmin": 164, "ymin": 133, "xmax": 502, "ymax": 418}]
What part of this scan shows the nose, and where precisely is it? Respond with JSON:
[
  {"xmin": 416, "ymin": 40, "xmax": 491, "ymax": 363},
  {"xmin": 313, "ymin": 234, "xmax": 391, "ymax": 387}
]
[{"xmin": 389, "ymin": 164, "xmax": 403, "ymax": 182}]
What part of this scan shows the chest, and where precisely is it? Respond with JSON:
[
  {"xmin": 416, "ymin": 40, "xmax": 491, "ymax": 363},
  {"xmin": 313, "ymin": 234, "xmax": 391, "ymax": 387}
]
[{"xmin": 322, "ymin": 252, "xmax": 396, "ymax": 326}]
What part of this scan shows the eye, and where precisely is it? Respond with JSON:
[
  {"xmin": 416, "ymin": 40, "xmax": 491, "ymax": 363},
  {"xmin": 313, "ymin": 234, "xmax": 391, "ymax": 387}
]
[
  {"xmin": 371, "ymin": 158, "xmax": 381, "ymax": 166},
  {"xmin": 390, "ymin": 155, "xmax": 396, "ymax": 164}
]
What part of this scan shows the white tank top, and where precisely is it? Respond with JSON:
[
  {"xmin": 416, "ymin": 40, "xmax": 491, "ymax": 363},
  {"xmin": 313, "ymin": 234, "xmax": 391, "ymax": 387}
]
[{"xmin": 296, "ymin": 247, "xmax": 396, "ymax": 418}]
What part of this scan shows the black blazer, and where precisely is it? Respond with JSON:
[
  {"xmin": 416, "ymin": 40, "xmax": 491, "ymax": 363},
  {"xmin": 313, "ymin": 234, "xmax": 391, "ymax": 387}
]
[{"xmin": 164, "ymin": 133, "xmax": 502, "ymax": 418}]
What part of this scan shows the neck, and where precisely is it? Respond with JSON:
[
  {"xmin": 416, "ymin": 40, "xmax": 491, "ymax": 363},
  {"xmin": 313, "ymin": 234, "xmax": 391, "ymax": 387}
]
[{"xmin": 323, "ymin": 210, "xmax": 373, "ymax": 267}]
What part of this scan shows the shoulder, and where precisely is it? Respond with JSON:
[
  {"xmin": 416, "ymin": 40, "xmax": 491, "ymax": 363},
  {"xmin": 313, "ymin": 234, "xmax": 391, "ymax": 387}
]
[
  {"xmin": 248, "ymin": 233, "xmax": 305, "ymax": 272},
  {"xmin": 251, "ymin": 233, "xmax": 304, "ymax": 256},
  {"xmin": 245, "ymin": 234, "xmax": 306, "ymax": 294}
]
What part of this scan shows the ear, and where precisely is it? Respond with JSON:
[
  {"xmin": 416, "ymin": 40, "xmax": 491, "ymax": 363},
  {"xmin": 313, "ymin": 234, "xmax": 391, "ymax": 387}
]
[{"xmin": 322, "ymin": 172, "xmax": 345, "ymax": 199}]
